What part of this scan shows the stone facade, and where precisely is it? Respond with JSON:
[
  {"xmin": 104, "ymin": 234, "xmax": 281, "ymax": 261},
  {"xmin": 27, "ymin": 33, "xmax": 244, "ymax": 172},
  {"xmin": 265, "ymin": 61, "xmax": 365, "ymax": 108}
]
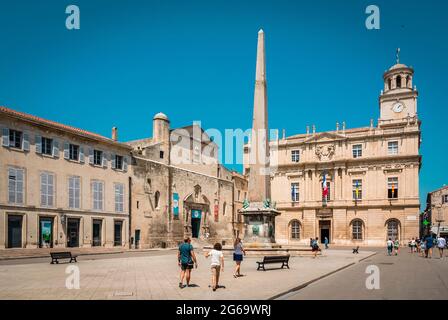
[
  {"xmin": 244, "ymin": 61, "xmax": 422, "ymax": 246},
  {"xmin": 127, "ymin": 114, "xmax": 240, "ymax": 249},
  {"xmin": 425, "ymin": 186, "xmax": 448, "ymax": 237},
  {"xmin": 0, "ymin": 107, "xmax": 131, "ymax": 249}
]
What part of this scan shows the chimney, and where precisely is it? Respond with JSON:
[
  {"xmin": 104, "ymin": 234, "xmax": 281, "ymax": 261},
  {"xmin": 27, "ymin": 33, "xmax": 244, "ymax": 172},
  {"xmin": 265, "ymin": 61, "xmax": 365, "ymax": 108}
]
[
  {"xmin": 312, "ymin": 124, "xmax": 316, "ymax": 135},
  {"xmin": 112, "ymin": 127, "xmax": 118, "ymax": 141},
  {"xmin": 336, "ymin": 122, "xmax": 339, "ymax": 132},
  {"xmin": 282, "ymin": 129, "xmax": 286, "ymax": 140},
  {"xmin": 342, "ymin": 121, "xmax": 346, "ymax": 133},
  {"xmin": 306, "ymin": 125, "xmax": 310, "ymax": 135}
]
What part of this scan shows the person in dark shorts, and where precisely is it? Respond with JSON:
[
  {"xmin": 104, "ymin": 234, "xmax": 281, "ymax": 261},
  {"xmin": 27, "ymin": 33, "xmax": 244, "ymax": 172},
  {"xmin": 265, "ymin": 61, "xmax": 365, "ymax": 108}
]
[
  {"xmin": 233, "ymin": 237, "xmax": 246, "ymax": 278},
  {"xmin": 178, "ymin": 237, "xmax": 197, "ymax": 288},
  {"xmin": 312, "ymin": 237, "xmax": 320, "ymax": 258}
]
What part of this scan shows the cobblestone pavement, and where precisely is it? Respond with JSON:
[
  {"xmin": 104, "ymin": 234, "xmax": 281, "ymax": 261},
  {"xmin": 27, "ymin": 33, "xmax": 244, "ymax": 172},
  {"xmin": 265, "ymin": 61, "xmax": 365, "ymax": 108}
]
[
  {"xmin": 0, "ymin": 249, "xmax": 374, "ymax": 300},
  {"xmin": 281, "ymin": 247, "xmax": 448, "ymax": 300}
]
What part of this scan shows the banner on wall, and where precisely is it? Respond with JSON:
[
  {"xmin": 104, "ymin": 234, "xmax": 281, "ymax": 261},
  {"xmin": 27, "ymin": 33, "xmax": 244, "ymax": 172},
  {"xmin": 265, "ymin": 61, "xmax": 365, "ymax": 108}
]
[
  {"xmin": 191, "ymin": 209, "xmax": 202, "ymax": 219},
  {"xmin": 173, "ymin": 193, "xmax": 179, "ymax": 217}
]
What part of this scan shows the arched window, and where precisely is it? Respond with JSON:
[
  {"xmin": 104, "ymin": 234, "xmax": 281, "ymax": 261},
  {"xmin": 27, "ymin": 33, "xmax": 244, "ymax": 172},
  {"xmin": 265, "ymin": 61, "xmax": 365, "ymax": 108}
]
[
  {"xmin": 290, "ymin": 220, "xmax": 301, "ymax": 239},
  {"xmin": 388, "ymin": 78, "xmax": 392, "ymax": 90},
  {"xmin": 387, "ymin": 219, "xmax": 399, "ymax": 240},
  {"xmin": 396, "ymin": 75, "xmax": 402, "ymax": 88},
  {"xmin": 154, "ymin": 191, "xmax": 160, "ymax": 209},
  {"xmin": 352, "ymin": 220, "xmax": 363, "ymax": 240},
  {"xmin": 222, "ymin": 202, "xmax": 226, "ymax": 216}
]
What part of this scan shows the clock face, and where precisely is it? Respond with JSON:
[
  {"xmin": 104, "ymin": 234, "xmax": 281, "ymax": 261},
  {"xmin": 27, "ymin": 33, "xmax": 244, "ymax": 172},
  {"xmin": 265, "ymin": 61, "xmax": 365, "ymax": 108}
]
[{"xmin": 392, "ymin": 102, "xmax": 404, "ymax": 113}]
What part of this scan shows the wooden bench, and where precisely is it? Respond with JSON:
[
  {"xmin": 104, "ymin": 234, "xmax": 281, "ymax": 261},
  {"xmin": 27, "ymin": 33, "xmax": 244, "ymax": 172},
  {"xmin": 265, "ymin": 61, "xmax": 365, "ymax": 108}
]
[
  {"xmin": 50, "ymin": 252, "xmax": 78, "ymax": 264},
  {"xmin": 352, "ymin": 246, "xmax": 359, "ymax": 254},
  {"xmin": 256, "ymin": 255, "xmax": 290, "ymax": 271}
]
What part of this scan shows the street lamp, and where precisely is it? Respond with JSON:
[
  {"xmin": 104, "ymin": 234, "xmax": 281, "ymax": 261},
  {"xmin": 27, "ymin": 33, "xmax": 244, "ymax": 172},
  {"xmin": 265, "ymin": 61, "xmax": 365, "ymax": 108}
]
[{"xmin": 435, "ymin": 205, "xmax": 444, "ymax": 237}]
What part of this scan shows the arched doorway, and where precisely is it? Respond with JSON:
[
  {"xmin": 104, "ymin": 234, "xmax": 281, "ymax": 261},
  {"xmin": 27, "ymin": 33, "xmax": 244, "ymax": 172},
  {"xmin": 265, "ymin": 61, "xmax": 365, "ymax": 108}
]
[
  {"xmin": 183, "ymin": 185, "xmax": 210, "ymax": 239},
  {"xmin": 385, "ymin": 219, "xmax": 400, "ymax": 241}
]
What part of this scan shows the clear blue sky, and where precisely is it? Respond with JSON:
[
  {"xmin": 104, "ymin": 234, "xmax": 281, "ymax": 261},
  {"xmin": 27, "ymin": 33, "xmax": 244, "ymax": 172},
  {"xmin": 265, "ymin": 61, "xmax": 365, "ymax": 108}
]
[{"xmin": 0, "ymin": 0, "xmax": 447, "ymax": 206}]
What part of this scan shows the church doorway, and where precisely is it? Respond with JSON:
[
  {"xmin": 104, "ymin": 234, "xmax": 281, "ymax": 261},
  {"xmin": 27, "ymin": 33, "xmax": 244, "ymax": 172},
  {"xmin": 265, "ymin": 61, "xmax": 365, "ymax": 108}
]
[
  {"xmin": 319, "ymin": 220, "xmax": 331, "ymax": 244},
  {"xmin": 191, "ymin": 209, "xmax": 202, "ymax": 238}
]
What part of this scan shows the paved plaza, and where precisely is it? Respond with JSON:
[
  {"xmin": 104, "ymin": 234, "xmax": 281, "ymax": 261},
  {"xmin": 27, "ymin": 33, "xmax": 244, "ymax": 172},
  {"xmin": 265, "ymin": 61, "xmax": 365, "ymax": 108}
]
[{"xmin": 0, "ymin": 249, "xmax": 374, "ymax": 300}]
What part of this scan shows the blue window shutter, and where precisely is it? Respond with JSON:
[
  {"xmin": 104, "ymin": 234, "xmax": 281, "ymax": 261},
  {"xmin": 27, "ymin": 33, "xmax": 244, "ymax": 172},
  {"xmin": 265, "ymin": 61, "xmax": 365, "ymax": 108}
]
[
  {"xmin": 2, "ymin": 128, "xmax": 9, "ymax": 147},
  {"xmin": 89, "ymin": 148, "xmax": 94, "ymax": 165},
  {"xmin": 79, "ymin": 146, "xmax": 85, "ymax": 163},
  {"xmin": 53, "ymin": 140, "xmax": 59, "ymax": 158},
  {"xmin": 35, "ymin": 135, "xmax": 42, "ymax": 154},
  {"xmin": 64, "ymin": 142, "xmax": 69, "ymax": 159},
  {"xmin": 102, "ymin": 152, "xmax": 108, "ymax": 168},
  {"xmin": 23, "ymin": 133, "xmax": 30, "ymax": 151},
  {"xmin": 123, "ymin": 156, "xmax": 128, "ymax": 172},
  {"xmin": 111, "ymin": 154, "xmax": 116, "ymax": 169}
]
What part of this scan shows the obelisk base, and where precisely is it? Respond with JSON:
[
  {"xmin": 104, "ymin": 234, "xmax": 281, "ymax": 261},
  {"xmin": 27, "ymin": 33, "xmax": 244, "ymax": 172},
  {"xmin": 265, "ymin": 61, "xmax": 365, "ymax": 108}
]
[{"xmin": 240, "ymin": 202, "xmax": 281, "ymax": 247}]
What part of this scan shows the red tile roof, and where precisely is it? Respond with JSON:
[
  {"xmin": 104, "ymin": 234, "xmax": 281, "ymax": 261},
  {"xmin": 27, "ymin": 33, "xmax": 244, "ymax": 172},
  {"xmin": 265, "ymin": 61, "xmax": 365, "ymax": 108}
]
[{"xmin": 0, "ymin": 106, "xmax": 130, "ymax": 148}]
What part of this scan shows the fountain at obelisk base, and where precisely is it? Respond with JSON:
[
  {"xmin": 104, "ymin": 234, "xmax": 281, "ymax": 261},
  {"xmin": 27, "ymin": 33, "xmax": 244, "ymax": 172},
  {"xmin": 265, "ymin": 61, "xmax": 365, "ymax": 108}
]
[{"xmin": 239, "ymin": 29, "xmax": 281, "ymax": 248}]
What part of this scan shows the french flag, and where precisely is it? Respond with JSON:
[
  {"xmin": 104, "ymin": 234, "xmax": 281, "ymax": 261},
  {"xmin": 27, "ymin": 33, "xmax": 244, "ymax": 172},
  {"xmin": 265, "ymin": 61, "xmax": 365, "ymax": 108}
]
[{"xmin": 322, "ymin": 171, "xmax": 328, "ymax": 198}]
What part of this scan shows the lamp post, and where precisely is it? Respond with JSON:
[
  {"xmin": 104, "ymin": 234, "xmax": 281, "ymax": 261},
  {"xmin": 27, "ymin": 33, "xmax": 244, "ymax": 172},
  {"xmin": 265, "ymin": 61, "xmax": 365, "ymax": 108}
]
[{"xmin": 435, "ymin": 205, "xmax": 444, "ymax": 237}]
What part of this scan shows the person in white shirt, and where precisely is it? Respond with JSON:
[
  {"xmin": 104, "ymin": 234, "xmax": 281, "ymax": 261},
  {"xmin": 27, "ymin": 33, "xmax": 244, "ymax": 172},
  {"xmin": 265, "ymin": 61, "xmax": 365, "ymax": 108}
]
[
  {"xmin": 386, "ymin": 238, "xmax": 394, "ymax": 256},
  {"xmin": 437, "ymin": 236, "xmax": 446, "ymax": 259},
  {"xmin": 205, "ymin": 242, "xmax": 224, "ymax": 291}
]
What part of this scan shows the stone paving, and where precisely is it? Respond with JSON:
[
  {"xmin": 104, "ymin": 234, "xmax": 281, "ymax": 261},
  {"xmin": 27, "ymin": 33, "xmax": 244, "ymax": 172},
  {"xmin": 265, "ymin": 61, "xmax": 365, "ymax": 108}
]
[{"xmin": 0, "ymin": 249, "xmax": 374, "ymax": 300}]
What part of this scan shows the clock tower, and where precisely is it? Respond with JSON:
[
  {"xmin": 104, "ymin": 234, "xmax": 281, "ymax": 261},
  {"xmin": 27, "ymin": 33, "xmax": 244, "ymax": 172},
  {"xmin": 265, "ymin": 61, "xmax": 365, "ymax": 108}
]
[{"xmin": 379, "ymin": 49, "xmax": 418, "ymax": 126}]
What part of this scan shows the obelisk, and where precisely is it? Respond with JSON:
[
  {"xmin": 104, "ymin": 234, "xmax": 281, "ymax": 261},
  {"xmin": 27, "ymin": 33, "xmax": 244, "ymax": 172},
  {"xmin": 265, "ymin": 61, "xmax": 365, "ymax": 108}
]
[
  {"xmin": 248, "ymin": 29, "xmax": 271, "ymax": 202},
  {"xmin": 241, "ymin": 30, "xmax": 280, "ymax": 245}
]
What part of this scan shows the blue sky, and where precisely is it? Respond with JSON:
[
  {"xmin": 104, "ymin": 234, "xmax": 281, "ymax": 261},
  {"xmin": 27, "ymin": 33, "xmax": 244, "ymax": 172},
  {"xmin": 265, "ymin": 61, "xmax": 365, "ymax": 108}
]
[{"xmin": 0, "ymin": 0, "xmax": 447, "ymax": 205}]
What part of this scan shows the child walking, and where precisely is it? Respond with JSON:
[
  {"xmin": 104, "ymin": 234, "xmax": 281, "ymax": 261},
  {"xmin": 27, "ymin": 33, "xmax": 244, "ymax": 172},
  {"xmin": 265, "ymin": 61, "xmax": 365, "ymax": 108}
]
[{"xmin": 205, "ymin": 242, "xmax": 225, "ymax": 291}]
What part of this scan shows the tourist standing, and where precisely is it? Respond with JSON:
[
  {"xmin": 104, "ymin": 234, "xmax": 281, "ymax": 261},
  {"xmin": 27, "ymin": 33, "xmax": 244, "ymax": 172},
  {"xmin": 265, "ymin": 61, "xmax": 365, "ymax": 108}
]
[
  {"xmin": 233, "ymin": 237, "xmax": 246, "ymax": 278},
  {"xmin": 312, "ymin": 237, "xmax": 320, "ymax": 258},
  {"xmin": 324, "ymin": 237, "xmax": 329, "ymax": 249},
  {"xmin": 410, "ymin": 238, "xmax": 416, "ymax": 254},
  {"xmin": 394, "ymin": 239, "xmax": 400, "ymax": 256},
  {"xmin": 386, "ymin": 238, "xmax": 394, "ymax": 256},
  {"xmin": 178, "ymin": 237, "xmax": 198, "ymax": 288},
  {"xmin": 437, "ymin": 235, "xmax": 446, "ymax": 259},
  {"xmin": 205, "ymin": 242, "xmax": 225, "ymax": 291}
]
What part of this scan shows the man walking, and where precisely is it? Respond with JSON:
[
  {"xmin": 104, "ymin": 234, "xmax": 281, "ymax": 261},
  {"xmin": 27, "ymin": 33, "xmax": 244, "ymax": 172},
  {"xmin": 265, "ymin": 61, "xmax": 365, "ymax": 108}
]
[
  {"xmin": 437, "ymin": 235, "xmax": 446, "ymax": 259},
  {"xmin": 178, "ymin": 237, "xmax": 198, "ymax": 288},
  {"xmin": 324, "ymin": 237, "xmax": 329, "ymax": 249}
]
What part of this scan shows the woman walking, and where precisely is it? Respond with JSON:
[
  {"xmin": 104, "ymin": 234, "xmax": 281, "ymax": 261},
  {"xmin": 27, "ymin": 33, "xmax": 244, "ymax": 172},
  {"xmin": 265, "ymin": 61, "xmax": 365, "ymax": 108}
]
[
  {"xmin": 233, "ymin": 238, "xmax": 246, "ymax": 278},
  {"xmin": 394, "ymin": 239, "xmax": 400, "ymax": 256},
  {"xmin": 205, "ymin": 242, "xmax": 225, "ymax": 291},
  {"xmin": 312, "ymin": 237, "xmax": 320, "ymax": 258}
]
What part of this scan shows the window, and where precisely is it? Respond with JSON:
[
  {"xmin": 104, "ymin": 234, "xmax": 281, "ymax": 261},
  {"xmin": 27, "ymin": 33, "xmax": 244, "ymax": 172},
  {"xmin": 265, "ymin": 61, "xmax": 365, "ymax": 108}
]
[
  {"xmin": 92, "ymin": 181, "xmax": 104, "ymax": 210},
  {"xmin": 388, "ymin": 141, "xmax": 398, "ymax": 155},
  {"xmin": 352, "ymin": 179, "xmax": 362, "ymax": 200},
  {"xmin": 223, "ymin": 202, "xmax": 226, "ymax": 216},
  {"xmin": 396, "ymin": 75, "xmax": 402, "ymax": 88},
  {"xmin": 94, "ymin": 150, "xmax": 103, "ymax": 166},
  {"xmin": 291, "ymin": 220, "xmax": 300, "ymax": 239},
  {"xmin": 68, "ymin": 176, "xmax": 80, "ymax": 209},
  {"xmin": 352, "ymin": 220, "xmax": 363, "ymax": 240},
  {"xmin": 387, "ymin": 220, "xmax": 399, "ymax": 240},
  {"xmin": 237, "ymin": 190, "xmax": 241, "ymax": 201},
  {"xmin": 160, "ymin": 150, "xmax": 164, "ymax": 159},
  {"xmin": 41, "ymin": 137, "xmax": 53, "ymax": 155},
  {"xmin": 443, "ymin": 195, "xmax": 448, "ymax": 204},
  {"xmin": 9, "ymin": 129, "xmax": 22, "ymax": 148},
  {"xmin": 114, "ymin": 183, "xmax": 124, "ymax": 213},
  {"xmin": 322, "ymin": 182, "xmax": 331, "ymax": 202},
  {"xmin": 352, "ymin": 144, "xmax": 362, "ymax": 158},
  {"xmin": 291, "ymin": 183, "xmax": 299, "ymax": 202},
  {"xmin": 154, "ymin": 191, "xmax": 160, "ymax": 209},
  {"xmin": 291, "ymin": 150, "xmax": 300, "ymax": 163},
  {"xmin": 69, "ymin": 144, "xmax": 79, "ymax": 161},
  {"xmin": 40, "ymin": 172, "xmax": 55, "ymax": 207},
  {"xmin": 388, "ymin": 177, "xmax": 398, "ymax": 199},
  {"xmin": 114, "ymin": 155, "xmax": 123, "ymax": 170},
  {"xmin": 8, "ymin": 167, "xmax": 24, "ymax": 204}
]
